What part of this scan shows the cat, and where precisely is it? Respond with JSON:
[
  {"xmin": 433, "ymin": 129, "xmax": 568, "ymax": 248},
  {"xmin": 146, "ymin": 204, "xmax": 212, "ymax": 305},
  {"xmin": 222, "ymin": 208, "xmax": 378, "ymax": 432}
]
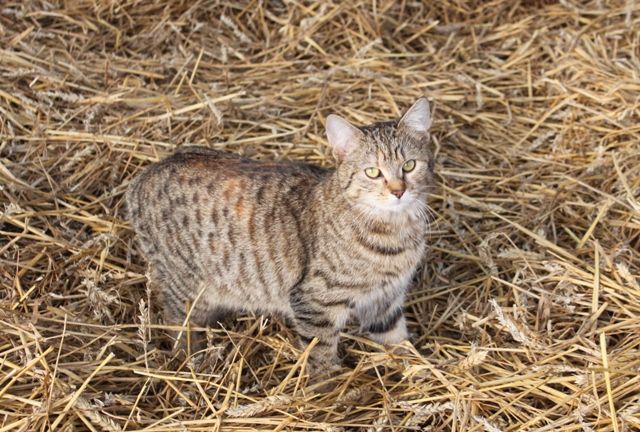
[{"xmin": 125, "ymin": 97, "xmax": 434, "ymax": 367}]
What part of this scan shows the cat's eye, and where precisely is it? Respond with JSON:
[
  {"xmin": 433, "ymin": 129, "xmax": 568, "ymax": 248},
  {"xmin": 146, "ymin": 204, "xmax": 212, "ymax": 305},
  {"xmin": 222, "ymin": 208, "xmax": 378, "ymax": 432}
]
[
  {"xmin": 402, "ymin": 160, "xmax": 416, "ymax": 173},
  {"xmin": 364, "ymin": 167, "xmax": 381, "ymax": 178}
]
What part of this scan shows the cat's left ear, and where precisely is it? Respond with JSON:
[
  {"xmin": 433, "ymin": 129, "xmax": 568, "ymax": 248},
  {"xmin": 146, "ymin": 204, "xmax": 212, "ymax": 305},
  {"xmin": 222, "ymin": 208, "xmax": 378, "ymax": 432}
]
[{"xmin": 398, "ymin": 97, "xmax": 432, "ymax": 135}]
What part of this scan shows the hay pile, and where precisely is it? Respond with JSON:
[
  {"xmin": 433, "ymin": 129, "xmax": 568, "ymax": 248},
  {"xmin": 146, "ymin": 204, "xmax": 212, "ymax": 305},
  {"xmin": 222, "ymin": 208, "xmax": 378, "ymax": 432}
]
[{"xmin": 1, "ymin": 0, "xmax": 639, "ymax": 430}]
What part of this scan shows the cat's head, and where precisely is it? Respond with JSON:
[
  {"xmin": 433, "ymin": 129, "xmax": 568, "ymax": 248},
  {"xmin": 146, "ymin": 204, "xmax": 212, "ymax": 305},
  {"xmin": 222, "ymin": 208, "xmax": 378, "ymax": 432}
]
[{"xmin": 326, "ymin": 98, "xmax": 434, "ymax": 217}]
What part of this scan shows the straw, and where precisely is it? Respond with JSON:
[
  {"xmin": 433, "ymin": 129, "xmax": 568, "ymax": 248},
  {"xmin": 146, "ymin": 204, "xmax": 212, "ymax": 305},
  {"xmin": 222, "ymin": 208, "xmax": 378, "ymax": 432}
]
[{"xmin": 1, "ymin": 1, "xmax": 639, "ymax": 430}]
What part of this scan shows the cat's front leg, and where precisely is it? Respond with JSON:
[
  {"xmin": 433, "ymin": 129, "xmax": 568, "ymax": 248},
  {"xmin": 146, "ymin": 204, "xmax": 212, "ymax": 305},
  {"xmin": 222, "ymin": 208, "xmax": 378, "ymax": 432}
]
[
  {"xmin": 289, "ymin": 290, "xmax": 350, "ymax": 367},
  {"xmin": 358, "ymin": 294, "xmax": 409, "ymax": 346}
]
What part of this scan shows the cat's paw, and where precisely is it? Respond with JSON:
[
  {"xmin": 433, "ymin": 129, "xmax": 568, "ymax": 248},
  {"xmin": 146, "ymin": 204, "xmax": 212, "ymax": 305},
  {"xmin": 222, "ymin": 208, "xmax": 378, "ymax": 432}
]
[
  {"xmin": 306, "ymin": 361, "xmax": 343, "ymax": 393},
  {"xmin": 307, "ymin": 353, "xmax": 340, "ymax": 374},
  {"xmin": 386, "ymin": 340, "xmax": 416, "ymax": 358},
  {"xmin": 369, "ymin": 322, "xmax": 409, "ymax": 346}
]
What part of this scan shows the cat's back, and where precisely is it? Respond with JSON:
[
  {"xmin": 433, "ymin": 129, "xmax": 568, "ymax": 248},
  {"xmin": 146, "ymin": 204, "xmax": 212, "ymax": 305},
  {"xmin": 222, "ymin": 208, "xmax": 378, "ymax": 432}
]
[
  {"xmin": 127, "ymin": 147, "xmax": 327, "ymax": 216},
  {"xmin": 125, "ymin": 147, "xmax": 327, "ymax": 308}
]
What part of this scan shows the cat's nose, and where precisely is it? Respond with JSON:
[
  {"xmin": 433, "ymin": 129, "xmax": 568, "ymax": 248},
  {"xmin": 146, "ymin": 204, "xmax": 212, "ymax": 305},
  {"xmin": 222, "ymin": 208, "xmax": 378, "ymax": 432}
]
[{"xmin": 391, "ymin": 189, "xmax": 405, "ymax": 199}]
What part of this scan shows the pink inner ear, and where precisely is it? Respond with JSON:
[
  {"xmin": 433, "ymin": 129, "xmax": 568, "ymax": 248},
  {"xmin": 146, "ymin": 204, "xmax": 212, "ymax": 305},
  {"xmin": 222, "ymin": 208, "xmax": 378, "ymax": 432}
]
[
  {"xmin": 333, "ymin": 146, "xmax": 348, "ymax": 160},
  {"xmin": 326, "ymin": 114, "xmax": 360, "ymax": 160},
  {"xmin": 399, "ymin": 98, "xmax": 431, "ymax": 135}
]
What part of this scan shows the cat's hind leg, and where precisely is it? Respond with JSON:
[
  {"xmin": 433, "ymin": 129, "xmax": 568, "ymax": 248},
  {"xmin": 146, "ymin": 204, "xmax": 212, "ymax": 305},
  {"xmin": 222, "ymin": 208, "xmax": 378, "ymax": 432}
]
[{"xmin": 151, "ymin": 265, "xmax": 212, "ymax": 355}]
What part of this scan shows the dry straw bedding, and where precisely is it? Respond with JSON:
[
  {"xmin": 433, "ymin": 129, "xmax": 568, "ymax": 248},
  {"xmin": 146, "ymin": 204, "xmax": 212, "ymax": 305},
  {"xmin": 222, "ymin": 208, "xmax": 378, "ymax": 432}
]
[{"xmin": 1, "ymin": 0, "xmax": 639, "ymax": 431}]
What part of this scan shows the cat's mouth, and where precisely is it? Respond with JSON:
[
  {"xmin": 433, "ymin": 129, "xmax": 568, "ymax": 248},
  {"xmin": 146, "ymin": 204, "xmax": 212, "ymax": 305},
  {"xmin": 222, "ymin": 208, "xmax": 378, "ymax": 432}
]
[
  {"xmin": 361, "ymin": 191, "xmax": 418, "ymax": 214},
  {"xmin": 383, "ymin": 195, "xmax": 414, "ymax": 212}
]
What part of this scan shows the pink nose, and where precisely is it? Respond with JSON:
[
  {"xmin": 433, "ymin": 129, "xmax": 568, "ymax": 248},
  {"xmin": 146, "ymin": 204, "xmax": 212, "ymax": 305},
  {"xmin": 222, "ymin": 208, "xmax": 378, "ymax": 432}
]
[{"xmin": 391, "ymin": 189, "xmax": 405, "ymax": 199}]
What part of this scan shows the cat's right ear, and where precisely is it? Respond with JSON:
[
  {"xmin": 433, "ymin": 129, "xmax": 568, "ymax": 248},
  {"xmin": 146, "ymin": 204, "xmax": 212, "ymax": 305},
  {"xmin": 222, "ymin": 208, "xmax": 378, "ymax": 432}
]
[{"xmin": 326, "ymin": 114, "xmax": 362, "ymax": 161}]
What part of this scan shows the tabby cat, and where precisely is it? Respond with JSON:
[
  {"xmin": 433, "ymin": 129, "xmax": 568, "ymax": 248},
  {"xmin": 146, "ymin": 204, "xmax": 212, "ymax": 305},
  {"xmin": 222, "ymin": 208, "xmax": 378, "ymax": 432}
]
[{"xmin": 126, "ymin": 98, "xmax": 434, "ymax": 366}]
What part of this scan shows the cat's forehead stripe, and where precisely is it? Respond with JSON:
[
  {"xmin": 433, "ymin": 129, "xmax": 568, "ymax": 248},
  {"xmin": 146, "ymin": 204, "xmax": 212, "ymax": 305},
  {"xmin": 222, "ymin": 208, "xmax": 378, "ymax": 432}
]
[{"xmin": 361, "ymin": 122, "xmax": 404, "ymax": 161}]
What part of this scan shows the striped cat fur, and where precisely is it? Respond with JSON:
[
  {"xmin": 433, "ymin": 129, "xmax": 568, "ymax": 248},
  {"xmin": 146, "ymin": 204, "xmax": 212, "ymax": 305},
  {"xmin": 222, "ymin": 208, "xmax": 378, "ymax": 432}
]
[{"xmin": 126, "ymin": 98, "xmax": 434, "ymax": 366}]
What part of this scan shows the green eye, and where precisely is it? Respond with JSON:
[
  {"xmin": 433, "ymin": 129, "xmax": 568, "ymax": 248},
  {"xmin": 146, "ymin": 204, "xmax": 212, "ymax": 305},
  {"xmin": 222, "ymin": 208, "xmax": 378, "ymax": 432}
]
[
  {"xmin": 364, "ymin": 167, "xmax": 381, "ymax": 178},
  {"xmin": 402, "ymin": 160, "xmax": 416, "ymax": 173}
]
